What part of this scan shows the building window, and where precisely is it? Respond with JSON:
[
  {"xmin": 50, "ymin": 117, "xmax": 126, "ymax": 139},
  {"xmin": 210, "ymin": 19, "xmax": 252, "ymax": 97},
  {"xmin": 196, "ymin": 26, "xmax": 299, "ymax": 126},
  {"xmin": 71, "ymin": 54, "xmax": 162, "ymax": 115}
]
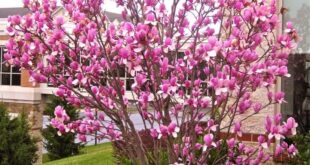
[
  {"xmin": 282, "ymin": 0, "xmax": 310, "ymax": 132},
  {"xmin": 47, "ymin": 52, "xmax": 189, "ymax": 93},
  {"xmin": 119, "ymin": 52, "xmax": 187, "ymax": 92},
  {"xmin": 0, "ymin": 46, "xmax": 21, "ymax": 86}
]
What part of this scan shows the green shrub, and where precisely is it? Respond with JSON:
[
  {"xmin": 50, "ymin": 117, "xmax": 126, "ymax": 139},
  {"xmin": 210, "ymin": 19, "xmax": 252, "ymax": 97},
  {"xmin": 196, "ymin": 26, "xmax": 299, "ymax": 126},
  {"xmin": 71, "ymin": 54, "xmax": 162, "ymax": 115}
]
[
  {"xmin": 287, "ymin": 132, "xmax": 310, "ymax": 165},
  {"xmin": 42, "ymin": 95, "xmax": 84, "ymax": 160},
  {"xmin": 0, "ymin": 104, "xmax": 38, "ymax": 165}
]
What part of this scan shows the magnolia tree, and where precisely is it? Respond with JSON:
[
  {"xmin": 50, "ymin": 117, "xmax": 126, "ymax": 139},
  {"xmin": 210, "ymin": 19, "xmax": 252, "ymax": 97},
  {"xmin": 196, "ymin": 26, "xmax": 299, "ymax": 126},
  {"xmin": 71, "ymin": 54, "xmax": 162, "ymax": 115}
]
[{"xmin": 6, "ymin": 0, "xmax": 299, "ymax": 164}]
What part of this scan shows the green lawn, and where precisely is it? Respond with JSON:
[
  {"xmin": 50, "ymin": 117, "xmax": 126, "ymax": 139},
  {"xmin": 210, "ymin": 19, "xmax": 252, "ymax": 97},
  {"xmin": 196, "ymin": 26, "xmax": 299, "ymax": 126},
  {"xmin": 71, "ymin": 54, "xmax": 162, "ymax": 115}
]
[{"xmin": 43, "ymin": 143, "xmax": 115, "ymax": 165}]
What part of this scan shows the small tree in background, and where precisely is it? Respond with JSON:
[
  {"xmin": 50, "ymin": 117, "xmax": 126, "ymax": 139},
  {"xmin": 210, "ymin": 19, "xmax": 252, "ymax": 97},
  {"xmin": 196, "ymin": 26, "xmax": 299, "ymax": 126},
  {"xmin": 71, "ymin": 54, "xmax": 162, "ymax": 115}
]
[
  {"xmin": 42, "ymin": 95, "xmax": 83, "ymax": 160},
  {"xmin": 0, "ymin": 104, "xmax": 37, "ymax": 165}
]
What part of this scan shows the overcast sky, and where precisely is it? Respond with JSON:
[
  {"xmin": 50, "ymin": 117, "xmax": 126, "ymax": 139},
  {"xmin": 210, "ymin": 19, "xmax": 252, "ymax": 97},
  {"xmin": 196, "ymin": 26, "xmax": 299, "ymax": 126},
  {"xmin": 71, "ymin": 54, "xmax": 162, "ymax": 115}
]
[
  {"xmin": 0, "ymin": 0, "xmax": 122, "ymax": 13},
  {"xmin": 0, "ymin": 0, "xmax": 23, "ymax": 7}
]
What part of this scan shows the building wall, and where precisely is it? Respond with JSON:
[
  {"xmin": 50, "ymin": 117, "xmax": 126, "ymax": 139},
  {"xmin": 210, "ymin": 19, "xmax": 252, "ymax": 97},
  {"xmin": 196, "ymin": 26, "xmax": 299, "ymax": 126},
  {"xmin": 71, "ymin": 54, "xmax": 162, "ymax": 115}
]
[{"xmin": 0, "ymin": 32, "xmax": 43, "ymax": 164}]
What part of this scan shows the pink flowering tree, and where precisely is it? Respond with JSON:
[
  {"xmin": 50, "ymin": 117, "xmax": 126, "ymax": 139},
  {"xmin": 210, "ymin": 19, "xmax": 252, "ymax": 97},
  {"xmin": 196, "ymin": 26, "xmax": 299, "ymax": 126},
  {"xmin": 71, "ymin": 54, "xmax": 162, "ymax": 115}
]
[{"xmin": 6, "ymin": 0, "xmax": 299, "ymax": 164}]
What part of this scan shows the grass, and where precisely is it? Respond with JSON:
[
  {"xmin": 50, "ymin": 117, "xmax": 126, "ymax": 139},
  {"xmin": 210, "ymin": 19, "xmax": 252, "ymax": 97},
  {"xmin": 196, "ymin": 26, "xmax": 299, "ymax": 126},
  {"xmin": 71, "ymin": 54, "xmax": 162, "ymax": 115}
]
[{"xmin": 43, "ymin": 143, "xmax": 115, "ymax": 165}]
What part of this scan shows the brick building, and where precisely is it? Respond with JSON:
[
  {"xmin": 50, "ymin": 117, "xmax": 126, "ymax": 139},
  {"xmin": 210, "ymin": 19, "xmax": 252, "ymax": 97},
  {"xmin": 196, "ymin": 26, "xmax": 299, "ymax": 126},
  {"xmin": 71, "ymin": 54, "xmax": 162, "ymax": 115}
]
[{"xmin": 0, "ymin": 0, "xmax": 309, "ymax": 164}]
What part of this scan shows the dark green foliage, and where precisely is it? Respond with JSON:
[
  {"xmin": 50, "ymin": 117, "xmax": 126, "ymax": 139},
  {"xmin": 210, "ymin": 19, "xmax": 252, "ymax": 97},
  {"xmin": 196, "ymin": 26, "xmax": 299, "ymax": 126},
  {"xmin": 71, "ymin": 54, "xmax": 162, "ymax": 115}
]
[
  {"xmin": 287, "ymin": 132, "xmax": 310, "ymax": 165},
  {"xmin": 42, "ymin": 95, "xmax": 84, "ymax": 160},
  {"xmin": 0, "ymin": 104, "xmax": 38, "ymax": 165}
]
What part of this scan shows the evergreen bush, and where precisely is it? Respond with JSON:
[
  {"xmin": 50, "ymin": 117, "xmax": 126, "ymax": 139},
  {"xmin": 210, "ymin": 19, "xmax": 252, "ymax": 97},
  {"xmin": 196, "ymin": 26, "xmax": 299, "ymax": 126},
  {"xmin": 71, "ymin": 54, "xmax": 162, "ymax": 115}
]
[
  {"xmin": 42, "ymin": 95, "xmax": 84, "ymax": 160},
  {"xmin": 0, "ymin": 104, "xmax": 38, "ymax": 165}
]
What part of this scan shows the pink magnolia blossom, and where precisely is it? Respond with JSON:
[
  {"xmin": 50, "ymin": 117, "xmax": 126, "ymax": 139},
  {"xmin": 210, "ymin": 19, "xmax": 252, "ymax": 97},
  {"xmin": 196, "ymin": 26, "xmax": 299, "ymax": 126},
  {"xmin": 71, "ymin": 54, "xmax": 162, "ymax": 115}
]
[
  {"xmin": 167, "ymin": 122, "xmax": 180, "ymax": 138},
  {"xmin": 203, "ymin": 134, "xmax": 216, "ymax": 151},
  {"xmin": 233, "ymin": 122, "xmax": 242, "ymax": 137},
  {"xmin": 207, "ymin": 119, "xmax": 218, "ymax": 132},
  {"xmin": 283, "ymin": 117, "xmax": 298, "ymax": 135},
  {"xmin": 274, "ymin": 92, "xmax": 285, "ymax": 103},
  {"xmin": 54, "ymin": 106, "xmax": 70, "ymax": 121},
  {"xmin": 253, "ymin": 102, "xmax": 262, "ymax": 113},
  {"xmin": 258, "ymin": 135, "xmax": 269, "ymax": 149},
  {"xmin": 226, "ymin": 138, "xmax": 236, "ymax": 149},
  {"xmin": 288, "ymin": 144, "xmax": 298, "ymax": 156},
  {"xmin": 275, "ymin": 145, "xmax": 284, "ymax": 157}
]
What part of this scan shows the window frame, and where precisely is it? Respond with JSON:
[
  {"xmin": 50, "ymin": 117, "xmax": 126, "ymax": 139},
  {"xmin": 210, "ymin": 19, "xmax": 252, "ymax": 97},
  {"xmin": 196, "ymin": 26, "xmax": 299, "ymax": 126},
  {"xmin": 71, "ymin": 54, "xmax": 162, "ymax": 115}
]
[{"xmin": 0, "ymin": 46, "xmax": 21, "ymax": 86}]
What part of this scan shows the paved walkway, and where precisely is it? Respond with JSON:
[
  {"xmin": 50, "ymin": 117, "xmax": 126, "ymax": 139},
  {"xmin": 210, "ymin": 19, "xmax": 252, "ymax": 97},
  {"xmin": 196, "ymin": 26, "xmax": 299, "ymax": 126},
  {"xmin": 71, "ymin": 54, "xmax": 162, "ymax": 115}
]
[
  {"xmin": 42, "ymin": 111, "xmax": 208, "ymax": 153},
  {"xmin": 43, "ymin": 112, "xmax": 162, "ymax": 153}
]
